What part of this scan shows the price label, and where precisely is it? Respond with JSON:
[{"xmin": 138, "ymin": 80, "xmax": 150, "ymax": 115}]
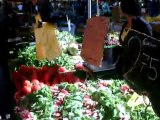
[{"xmin": 121, "ymin": 30, "xmax": 160, "ymax": 92}]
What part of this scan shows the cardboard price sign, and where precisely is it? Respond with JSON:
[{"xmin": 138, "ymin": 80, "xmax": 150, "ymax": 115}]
[
  {"xmin": 80, "ymin": 16, "xmax": 109, "ymax": 67},
  {"xmin": 122, "ymin": 29, "xmax": 160, "ymax": 93}
]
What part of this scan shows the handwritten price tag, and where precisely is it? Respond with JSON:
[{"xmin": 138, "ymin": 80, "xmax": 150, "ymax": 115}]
[{"xmin": 122, "ymin": 29, "xmax": 160, "ymax": 93}]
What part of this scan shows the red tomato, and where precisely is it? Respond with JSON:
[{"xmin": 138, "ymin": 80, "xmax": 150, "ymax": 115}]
[
  {"xmin": 22, "ymin": 86, "xmax": 31, "ymax": 95},
  {"xmin": 31, "ymin": 84, "xmax": 41, "ymax": 92},
  {"xmin": 23, "ymin": 80, "xmax": 31, "ymax": 87},
  {"xmin": 31, "ymin": 79, "xmax": 39, "ymax": 85}
]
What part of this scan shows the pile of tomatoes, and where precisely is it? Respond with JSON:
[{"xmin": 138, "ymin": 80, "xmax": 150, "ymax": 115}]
[
  {"xmin": 13, "ymin": 63, "xmax": 85, "ymax": 102},
  {"xmin": 14, "ymin": 79, "xmax": 46, "ymax": 102}
]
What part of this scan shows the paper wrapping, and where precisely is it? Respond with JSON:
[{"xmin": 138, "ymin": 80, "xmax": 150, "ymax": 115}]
[{"xmin": 34, "ymin": 15, "xmax": 61, "ymax": 61}]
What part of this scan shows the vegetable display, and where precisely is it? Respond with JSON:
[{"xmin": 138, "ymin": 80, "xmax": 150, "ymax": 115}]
[
  {"xmin": 104, "ymin": 31, "xmax": 120, "ymax": 48},
  {"xmin": 12, "ymin": 29, "xmax": 159, "ymax": 120},
  {"xmin": 17, "ymin": 31, "xmax": 83, "ymax": 70},
  {"xmin": 14, "ymin": 76, "xmax": 159, "ymax": 119},
  {"xmin": 12, "ymin": 64, "xmax": 85, "ymax": 90}
]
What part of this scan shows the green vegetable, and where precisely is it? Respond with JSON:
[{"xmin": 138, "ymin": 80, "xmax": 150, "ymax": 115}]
[
  {"xmin": 19, "ymin": 87, "xmax": 54, "ymax": 120},
  {"xmin": 16, "ymin": 80, "xmax": 159, "ymax": 120},
  {"xmin": 15, "ymin": 30, "xmax": 79, "ymax": 70},
  {"xmin": 66, "ymin": 47, "xmax": 78, "ymax": 56}
]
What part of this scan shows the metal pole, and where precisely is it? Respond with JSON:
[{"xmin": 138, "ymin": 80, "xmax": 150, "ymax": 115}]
[
  {"xmin": 96, "ymin": 0, "xmax": 100, "ymax": 16},
  {"xmin": 88, "ymin": 0, "xmax": 91, "ymax": 19}
]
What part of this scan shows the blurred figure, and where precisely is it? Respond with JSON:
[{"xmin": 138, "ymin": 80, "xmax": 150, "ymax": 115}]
[
  {"xmin": 100, "ymin": 0, "xmax": 112, "ymax": 17},
  {"xmin": 0, "ymin": 1, "xmax": 15, "ymax": 119},
  {"xmin": 119, "ymin": 0, "xmax": 152, "ymax": 43},
  {"xmin": 38, "ymin": 0, "xmax": 61, "ymax": 24},
  {"xmin": 116, "ymin": 0, "xmax": 160, "ymax": 118},
  {"xmin": 37, "ymin": 0, "xmax": 53, "ymax": 23},
  {"xmin": 148, "ymin": 0, "xmax": 159, "ymax": 17},
  {"xmin": 116, "ymin": 0, "xmax": 152, "ymax": 78}
]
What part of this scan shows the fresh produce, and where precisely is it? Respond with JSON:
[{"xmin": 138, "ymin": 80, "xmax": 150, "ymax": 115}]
[
  {"xmin": 14, "ymin": 79, "xmax": 47, "ymax": 100},
  {"xmin": 58, "ymin": 66, "xmax": 67, "ymax": 73},
  {"xmin": 22, "ymin": 86, "xmax": 32, "ymax": 95},
  {"xmin": 31, "ymin": 79, "xmax": 39, "ymax": 85},
  {"xmin": 54, "ymin": 53, "xmax": 76, "ymax": 70},
  {"xmin": 16, "ymin": 30, "xmax": 83, "ymax": 71},
  {"xmin": 17, "ymin": 46, "xmax": 78, "ymax": 70},
  {"xmin": 75, "ymin": 36, "xmax": 83, "ymax": 43},
  {"xmin": 11, "ymin": 30, "xmax": 159, "ymax": 119},
  {"xmin": 105, "ymin": 31, "xmax": 120, "ymax": 47},
  {"xmin": 64, "ymin": 42, "xmax": 79, "ymax": 56},
  {"xmin": 55, "ymin": 30, "xmax": 76, "ymax": 48},
  {"xmin": 15, "ymin": 86, "xmax": 54, "ymax": 120},
  {"xmin": 75, "ymin": 63, "xmax": 84, "ymax": 70},
  {"xmin": 18, "ymin": 46, "xmax": 52, "ymax": 68},
  {"xmin": 23, "ymin": 80, "xmax": 31, "ymax": 87},
  {"xmin": 14, "ymin": 80, "xmax": 159, "ymax": 120},
  {"xmin": 12, "ymin": 65, "xmax": 85, "ymax": 91}
]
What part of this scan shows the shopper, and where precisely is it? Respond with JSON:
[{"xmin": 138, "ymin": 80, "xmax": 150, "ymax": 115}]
[
  {"xmin": 119, "ymin": 0, "xmax": 152, "ymax": 43},
  {"xmin": 38, "ymin": 0, "xmax": 56, "ymax": 23},
  {"xmin": 115, "ymin": 0, "xmax": 152, "ymax": 75},
  {"xmin": 116, "ymin": 0, "xmax": 160, "ymax": 117},
  {"xmin": 0, "ymin": 2, "xmax": 15, "ymax": 119},
  {"xmin": 116, "ymin": 0, "xmax": 152, "ymax": 72},
  {"xmin": 115, "ymin": 0, "xmax": 152, "ymax": 78}
]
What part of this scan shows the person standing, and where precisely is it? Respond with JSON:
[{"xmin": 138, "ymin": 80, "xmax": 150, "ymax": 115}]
[
  {"xmin": 116, "ymin": 0, "xmax": 160, "ymax": 118},
  {"xmin": 119, "ymin": 0, "xmax": 152, "ymax": 43},
  {"xmin": 117, "ymin": 0, "xmax": 152, "ymax": 78},
  {"xmin": 116, "ymin": 0, "xmax": 152, "ymax": 80},
  {"xmin": 0, "ymin": 1, "xmax": 15, "ymax": 119}
]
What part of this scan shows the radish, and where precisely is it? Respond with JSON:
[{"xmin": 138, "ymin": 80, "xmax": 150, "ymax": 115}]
[
  {"xmin": 75, "ymin": 63, "xmax": 84, "ymax": 70},
  {"xmin": 121, "ymin": 85, "xmax": 130, "ymax": 93},
  {"xmin": 60, "ymin": 89, "xmax": 69, "ymax": 95},
  {"xmin": 53, "ymin": 112, "xmax": 61, "ymax": 117},
  {"xmin": 58, "ymin": 67, "xmax": 67, "ymax": 73}
]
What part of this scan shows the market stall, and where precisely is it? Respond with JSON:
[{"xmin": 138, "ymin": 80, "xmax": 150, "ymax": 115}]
[
  {"xmin": 1, "ymin": 0, "xmax": 160, "ymax": 119},
  {"xmin": 8, "ymin": 27, "xmax": 159, "ymax": 119}
]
